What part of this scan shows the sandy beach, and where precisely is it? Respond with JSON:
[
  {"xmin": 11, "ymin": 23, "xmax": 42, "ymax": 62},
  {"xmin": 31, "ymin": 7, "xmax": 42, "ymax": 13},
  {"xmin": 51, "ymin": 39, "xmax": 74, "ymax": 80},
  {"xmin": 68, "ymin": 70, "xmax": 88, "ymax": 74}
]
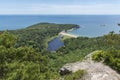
[{"xmin": 59, "ymin": 31, "xmax": 79, "ymax": 38}]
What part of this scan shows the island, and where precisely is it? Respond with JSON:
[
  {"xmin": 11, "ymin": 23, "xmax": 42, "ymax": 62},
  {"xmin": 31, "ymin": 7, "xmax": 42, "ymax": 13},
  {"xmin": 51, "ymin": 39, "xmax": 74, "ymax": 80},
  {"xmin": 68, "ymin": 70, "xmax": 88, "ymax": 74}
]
[{"xmin": 118, "ymin": 23, "xmax": 120, "ymax": 26}]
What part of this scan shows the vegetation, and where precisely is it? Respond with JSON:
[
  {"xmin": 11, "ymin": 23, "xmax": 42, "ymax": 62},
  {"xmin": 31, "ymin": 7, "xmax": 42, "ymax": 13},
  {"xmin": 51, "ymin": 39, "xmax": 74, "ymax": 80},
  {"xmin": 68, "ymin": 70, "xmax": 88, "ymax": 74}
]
[
  {"xmin": 61, "ymin": 35, "xmax": 73, "ymax": 41},
  {"xmin": 0, "ymin": 23, "xmax": 85, "ymax": 80},
  {"xmin": 9, "ymin": 23, "xmax": 78, "ymax": 52},
  {"xmin": 92, "ymin": 32, "xmax": 120, "ymax": 73},
  {"xmin": 92, "ymin": 50, "xmax": 120, "ymax": 73},
  {"xmin": 0, "ymin": 31, "xmax": 49, "ymax": 80},
  {"xmin": 0, "ymin": 23, "xmax": 120, "ymax": 80},
  {"xmin": 63, "ymin": 70, "xmax": 85, "ymax": 80}
]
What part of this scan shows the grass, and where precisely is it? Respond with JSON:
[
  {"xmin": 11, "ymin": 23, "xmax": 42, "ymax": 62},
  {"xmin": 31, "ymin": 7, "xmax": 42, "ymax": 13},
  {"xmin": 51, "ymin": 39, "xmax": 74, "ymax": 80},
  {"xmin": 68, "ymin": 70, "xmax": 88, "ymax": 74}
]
[{"xmin": 61, "ymin": 35, "xmax": 73, "ymax": 41}]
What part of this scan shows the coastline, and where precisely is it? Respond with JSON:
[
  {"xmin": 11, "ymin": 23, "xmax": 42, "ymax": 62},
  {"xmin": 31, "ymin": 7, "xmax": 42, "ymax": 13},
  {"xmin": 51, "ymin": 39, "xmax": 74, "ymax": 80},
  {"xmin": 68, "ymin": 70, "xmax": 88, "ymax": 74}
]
[{"xmin": 59, "ymin": 31, "xmax": 79, "ymax": 38}]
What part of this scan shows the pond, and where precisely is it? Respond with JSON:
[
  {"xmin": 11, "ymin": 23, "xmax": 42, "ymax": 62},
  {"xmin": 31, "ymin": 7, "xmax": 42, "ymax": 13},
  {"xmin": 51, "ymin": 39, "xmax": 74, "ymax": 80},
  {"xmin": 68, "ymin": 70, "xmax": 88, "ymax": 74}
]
[{"xmin": 48, "ymin": 37, "xmax": 64, "ymax": 51}]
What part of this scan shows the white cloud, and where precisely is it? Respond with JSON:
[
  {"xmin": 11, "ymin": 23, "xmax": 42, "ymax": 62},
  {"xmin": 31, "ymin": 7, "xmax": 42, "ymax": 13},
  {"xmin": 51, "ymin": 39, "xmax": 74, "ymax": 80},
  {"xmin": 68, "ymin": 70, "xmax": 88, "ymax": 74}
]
[{"xmin": 0, "ymin": 3, "xmax": 120, "ymax": 14}]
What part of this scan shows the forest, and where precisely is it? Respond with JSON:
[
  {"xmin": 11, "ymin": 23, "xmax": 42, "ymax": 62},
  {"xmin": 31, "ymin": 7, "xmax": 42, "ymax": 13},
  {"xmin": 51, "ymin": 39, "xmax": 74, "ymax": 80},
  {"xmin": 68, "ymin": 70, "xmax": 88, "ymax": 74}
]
[
  {"xmin": 9, "ymin": 23, "xmax": 78, "ymax": 52},
  {"xmin": 0, "ymin": 23, "xmax": 120, "ymax": 80}
]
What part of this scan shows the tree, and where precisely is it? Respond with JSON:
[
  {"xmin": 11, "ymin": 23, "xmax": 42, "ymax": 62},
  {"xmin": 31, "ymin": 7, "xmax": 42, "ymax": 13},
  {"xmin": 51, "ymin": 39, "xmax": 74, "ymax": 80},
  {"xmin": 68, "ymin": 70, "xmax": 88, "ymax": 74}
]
[
  {"xmin": 0, "ymin": 31, "xmax": 18, "ymax": 48},
  {"xmin": 0, "ymin": 31, "xmax": 48, "ymax": 80}
]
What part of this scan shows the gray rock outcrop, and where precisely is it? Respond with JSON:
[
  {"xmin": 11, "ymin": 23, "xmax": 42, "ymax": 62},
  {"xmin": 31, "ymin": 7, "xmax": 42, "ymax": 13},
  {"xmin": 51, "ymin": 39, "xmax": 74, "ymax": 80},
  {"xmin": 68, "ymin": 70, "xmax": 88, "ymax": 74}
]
[{"xmin": 60, "ymin": 51, "xmax": 120, "ymax": 80}]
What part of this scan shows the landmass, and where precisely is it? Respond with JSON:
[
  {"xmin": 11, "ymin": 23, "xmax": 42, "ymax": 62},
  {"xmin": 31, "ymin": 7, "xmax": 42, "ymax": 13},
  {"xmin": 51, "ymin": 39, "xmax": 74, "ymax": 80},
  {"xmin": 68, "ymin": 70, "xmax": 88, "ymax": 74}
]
[
  {"xmin": 118, "ymin": 23, "xmax": 120, "ymax": 26},
  {"xmin": 0, "ymin": 23, "xmax": 120, "ymax": 80}
]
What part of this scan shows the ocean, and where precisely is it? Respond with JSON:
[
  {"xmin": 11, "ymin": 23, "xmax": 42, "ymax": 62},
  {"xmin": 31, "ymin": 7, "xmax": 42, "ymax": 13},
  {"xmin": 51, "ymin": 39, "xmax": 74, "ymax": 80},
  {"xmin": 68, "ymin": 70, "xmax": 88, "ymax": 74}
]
[{"xmin": 0, "ymin": 15, "xmax": 120, "ymax": 37}]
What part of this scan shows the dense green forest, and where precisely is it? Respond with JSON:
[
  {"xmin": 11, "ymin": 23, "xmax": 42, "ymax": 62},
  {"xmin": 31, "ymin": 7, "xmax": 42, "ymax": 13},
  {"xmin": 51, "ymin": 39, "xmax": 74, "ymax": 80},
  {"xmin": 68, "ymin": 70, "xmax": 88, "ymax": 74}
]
[
  {"xmin": 9, "ymin": 23, "xmax": 78, "ymax": 52},
  {"xmin": 0, "ymin": 31, "xmax": 48, "ymax": 79},
  {"xmin": 0, "ymin": 23, "xmax": 120, "ymax": 80}
]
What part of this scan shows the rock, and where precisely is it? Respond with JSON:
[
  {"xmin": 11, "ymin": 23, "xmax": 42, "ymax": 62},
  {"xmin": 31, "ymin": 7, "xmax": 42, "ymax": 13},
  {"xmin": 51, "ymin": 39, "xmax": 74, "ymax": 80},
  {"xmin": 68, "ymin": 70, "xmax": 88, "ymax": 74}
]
[
  {"xmin": 60, "ymin": 67, "xmax": 72, "ymax": 75},
  {"xmin": 60, "ymin": 51, "xmax": 120, "ymax": 80}
]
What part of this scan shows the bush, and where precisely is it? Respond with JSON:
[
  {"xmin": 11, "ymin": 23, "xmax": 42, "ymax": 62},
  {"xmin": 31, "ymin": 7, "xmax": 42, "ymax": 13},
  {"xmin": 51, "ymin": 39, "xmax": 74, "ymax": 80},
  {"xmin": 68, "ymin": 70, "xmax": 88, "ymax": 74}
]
[
  {"xmin": 64, "ymin": 70, "xmax": 85, "ymax": 80},
  {"xmin": 92, "ymin": 50, "xmax": 120, "ymax": 73}
]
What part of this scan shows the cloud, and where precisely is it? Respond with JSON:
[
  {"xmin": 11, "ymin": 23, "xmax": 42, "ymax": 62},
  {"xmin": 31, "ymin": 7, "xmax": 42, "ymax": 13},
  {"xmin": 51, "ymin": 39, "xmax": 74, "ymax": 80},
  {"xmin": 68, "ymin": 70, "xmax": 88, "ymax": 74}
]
[{"xmin": 0, "ymin": 3, "xmax": 120, "ymax": 14}]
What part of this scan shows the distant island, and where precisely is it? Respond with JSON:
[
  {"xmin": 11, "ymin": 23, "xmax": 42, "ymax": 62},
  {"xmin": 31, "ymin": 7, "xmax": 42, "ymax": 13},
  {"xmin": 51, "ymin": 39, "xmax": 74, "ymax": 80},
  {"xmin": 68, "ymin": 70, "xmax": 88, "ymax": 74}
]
[
  {"xmin": 100, "ymin": 24, "xmax": 107, "ymax": 26},
  {"xmin": 118, "ymin": 23, "xmax": 120, "ymax": 26}
]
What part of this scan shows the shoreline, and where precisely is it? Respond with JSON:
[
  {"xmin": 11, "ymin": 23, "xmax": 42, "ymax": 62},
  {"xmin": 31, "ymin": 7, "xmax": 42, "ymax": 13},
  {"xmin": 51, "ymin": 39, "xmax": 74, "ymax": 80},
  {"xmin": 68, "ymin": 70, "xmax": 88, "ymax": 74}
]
[{"xmin": 59, "ymin": 31, "xmax": 79, "ymax": 38}]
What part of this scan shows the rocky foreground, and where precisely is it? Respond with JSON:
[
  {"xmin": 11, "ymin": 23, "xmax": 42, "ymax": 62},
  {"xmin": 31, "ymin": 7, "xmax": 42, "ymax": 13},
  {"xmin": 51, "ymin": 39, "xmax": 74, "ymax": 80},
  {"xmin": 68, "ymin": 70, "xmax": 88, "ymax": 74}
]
[{"xmin": 60, "ymin": 51, "xmax": 120, "ymax": 80}]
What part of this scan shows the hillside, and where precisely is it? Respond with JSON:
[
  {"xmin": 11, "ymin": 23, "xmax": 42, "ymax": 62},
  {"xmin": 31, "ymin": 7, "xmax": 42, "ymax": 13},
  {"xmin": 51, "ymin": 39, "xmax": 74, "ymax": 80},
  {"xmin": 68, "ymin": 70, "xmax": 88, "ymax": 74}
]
[{"xmin": 0, "ymin": 23, "xmax": 120, "ymax": 80}]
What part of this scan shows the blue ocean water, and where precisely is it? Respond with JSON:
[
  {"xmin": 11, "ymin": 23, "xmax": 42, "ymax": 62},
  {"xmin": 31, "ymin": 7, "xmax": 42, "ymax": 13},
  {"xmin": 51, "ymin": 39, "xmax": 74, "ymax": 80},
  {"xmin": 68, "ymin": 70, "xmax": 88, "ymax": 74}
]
[{"xmin": 0, "ymin": 15, "xmax": 120, "ymax": 37}]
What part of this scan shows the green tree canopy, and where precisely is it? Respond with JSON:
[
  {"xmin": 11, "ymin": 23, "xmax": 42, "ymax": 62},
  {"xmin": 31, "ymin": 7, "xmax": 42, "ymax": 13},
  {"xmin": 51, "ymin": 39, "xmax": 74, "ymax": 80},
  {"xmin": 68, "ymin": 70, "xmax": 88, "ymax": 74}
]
[{"xmin": 0, "ymin": 31, "xmax": 48, "ymax": 80}]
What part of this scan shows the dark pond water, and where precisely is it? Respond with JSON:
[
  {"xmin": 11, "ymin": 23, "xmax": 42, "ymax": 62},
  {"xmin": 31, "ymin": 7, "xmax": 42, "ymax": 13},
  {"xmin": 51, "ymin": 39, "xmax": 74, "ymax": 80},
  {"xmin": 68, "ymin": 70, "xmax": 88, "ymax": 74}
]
[{"xmin": 48, "ymin": 37, "xmax": 64, "ymax": 51}]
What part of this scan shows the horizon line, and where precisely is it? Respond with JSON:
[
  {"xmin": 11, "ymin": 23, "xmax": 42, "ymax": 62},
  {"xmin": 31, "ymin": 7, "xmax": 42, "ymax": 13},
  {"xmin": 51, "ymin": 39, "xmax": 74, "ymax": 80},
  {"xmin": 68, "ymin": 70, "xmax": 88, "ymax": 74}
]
[{"xmin": 0, "ymin": 14, "xmax": 120, "ymax": 15}]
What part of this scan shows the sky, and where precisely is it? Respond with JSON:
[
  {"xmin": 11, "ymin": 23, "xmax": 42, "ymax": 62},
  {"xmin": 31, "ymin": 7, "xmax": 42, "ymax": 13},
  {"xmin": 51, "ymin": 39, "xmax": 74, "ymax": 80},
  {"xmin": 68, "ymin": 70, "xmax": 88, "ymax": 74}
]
[{"xmin": 0, "ymin": 0, "xmax": 120, "ymax": 15}]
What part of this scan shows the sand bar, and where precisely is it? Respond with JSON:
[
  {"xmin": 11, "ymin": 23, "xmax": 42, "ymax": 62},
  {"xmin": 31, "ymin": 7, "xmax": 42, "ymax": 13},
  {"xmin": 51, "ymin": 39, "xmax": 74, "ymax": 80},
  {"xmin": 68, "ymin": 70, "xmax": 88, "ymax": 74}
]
[{"xmin": 59, "ymin": 31, "xmax": 79, "ymax": 38}]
